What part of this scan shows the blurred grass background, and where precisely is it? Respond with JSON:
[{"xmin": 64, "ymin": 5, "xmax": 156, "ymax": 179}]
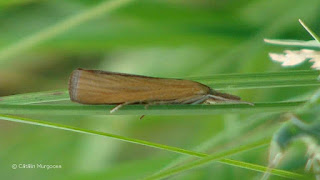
[{"xmin": 0, "ymin": 0, "xmax": 320, "ymax": 179}]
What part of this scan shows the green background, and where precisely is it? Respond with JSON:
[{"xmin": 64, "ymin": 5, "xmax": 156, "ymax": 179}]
[{"xmin": 0, "ymin": 0, "xmax": 319, "ymax": 179}]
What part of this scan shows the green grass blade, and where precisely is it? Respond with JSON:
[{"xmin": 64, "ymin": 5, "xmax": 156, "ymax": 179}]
[
  {"xmin": 218, "ymin": 159, "xmax": 304, "ymax": 180},
  {"xmin": 264, "ymin": 39, "xmax": 320, "ymax": 49},
  {"xmin": 0, "ymin": 101, "xmax": 306, "ymax": 115},
  {"xmin": 0, "ymin": 89, "xmax": 69, "ymax": 104},
  {"xmin": 0, "ymin": 114, "xmax": 205, "ymax": 157},
  {"xmin": 0, "ymin": 0, "xmax": 134, "ymax": 63},
  {"xmin": 299, "ymin": 19, "xmax": 320, "ymax": 43},
  {"xmin": 143, "ymin": 139, "xmax": 304, "ymax": 180},
  {"xmin": 0, "ymin": 114, "xmax": 302, "ymax": 179},
  {"xmin": 192, "ymin": 70, "xmax": 320, "ymax": 90},
  {"xmin": 149, "ymin": 113, "xmax": 280, "ymax": 177},
  {"xmin": 0, "ymin": 70, "xmax": 318, "ymax": 105}
]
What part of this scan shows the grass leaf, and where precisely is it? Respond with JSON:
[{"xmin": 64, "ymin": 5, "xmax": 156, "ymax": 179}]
[
  {"xmin": 0, "ymin": 101, "xmax": 306, "ymax": 115},
  {"xmin": 0, "ymin": 89, "xmax": 69, "ymax": 104},
  {"xmin": 0, "ymin": 114, "xmax": 204, "ymax": 157},
  {"xmin": 0, "ymin": 114, "xmax": 303, "ymax": 179},
  {"xmin": 264, "ymin": 39, "xmax": 320, "ymax": 49},
  {"xmin": 149, "ymin": 113, "xmax": 280, "ymax": 177},
  {"xmin": 192, "ymin": 70, "xmax": 320, "ymax": 90},
  {"xmin": 143, "ymin": 140, "xmax": 304, "ymax": 180},
  {"xmin": 299, "ymin": 19, "xmax": 320, "ymax": 43}
]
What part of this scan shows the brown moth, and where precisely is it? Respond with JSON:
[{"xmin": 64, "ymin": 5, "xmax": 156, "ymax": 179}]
[{"xmin": 69, "ymin": 68, "xmax": 253, "ymax": 113}]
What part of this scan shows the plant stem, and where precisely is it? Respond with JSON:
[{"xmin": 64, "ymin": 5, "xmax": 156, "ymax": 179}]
[{"xmin": 0, "ymin": 101, "xmax": 306, "ymax": 115}]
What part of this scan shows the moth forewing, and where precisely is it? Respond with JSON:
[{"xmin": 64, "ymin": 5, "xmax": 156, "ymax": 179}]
[
  {"xmin": 68, "ymin": 68, "xmax": 253, "ymax": 113},
  {"xmin": 69, "ymin": 68, "xmax": 210, "ymax": 105}
]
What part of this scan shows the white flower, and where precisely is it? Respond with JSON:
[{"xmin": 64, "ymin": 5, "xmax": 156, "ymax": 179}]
[{"xmin": 269, "ymin": 49, "xmax": 320, "ymax": 70}]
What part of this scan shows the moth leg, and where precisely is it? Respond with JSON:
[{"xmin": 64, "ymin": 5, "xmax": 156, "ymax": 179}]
[
  {"xmin": 110, "ymin": 102, "xmax": 132, "ymax": 113},
  {"xmin": 190, "ymin": 95, "xmax": 210, "ymax": 104},
  {"xmin": 139, "ymin": 100, "xmax": 181, "ymax": 120},
  {"xmin": 138, "ymin": 103, "xmax": 152, "ymax": 120}
]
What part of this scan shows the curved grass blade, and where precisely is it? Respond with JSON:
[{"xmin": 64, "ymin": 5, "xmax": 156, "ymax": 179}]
[
  {"xmin": 299, "ymin": 19, "xmax": 320, "ymax": 43},
  {"xmin": 0, "ymin": 114, "xmax": 302, "ymax": 179},
  {"xmin": 218, "ymin": 159, "xmax": 304, "ymax": 180},
  {"xmin": 0, "ymin": 101, "xmax": 306, "ymax": 116},
  {"xmin": 193, "ymin": 70, "xmax": 320, "ymax": 90},
  {"xmin": 143, "ymin": 139, "xmax": 304, "ymax": 180},
  {"xmin": 0, "ymin": 114, "xmax": 204, "ymax": 157},
  {"xmin": 149, "ymin": 113, "xmax": 280, "ymax": 177}
]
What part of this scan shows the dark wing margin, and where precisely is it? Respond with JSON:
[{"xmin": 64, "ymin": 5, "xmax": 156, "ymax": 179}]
[
  {"xmin": 77, "ymin": 68, "xmax": 168, "ymax": 80},
  {"xmin": 69, "ymin": 70, "xmax": 80, "ymax": 102}
]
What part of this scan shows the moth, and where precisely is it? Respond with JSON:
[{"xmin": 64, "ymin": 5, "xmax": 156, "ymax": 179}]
[{"xmin": 69, "ymin": 68, "xmax": 253, "ymax": 113}]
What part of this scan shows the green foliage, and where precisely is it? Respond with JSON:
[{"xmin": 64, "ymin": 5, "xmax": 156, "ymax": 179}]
[
  {"xmin": 264, "ymin": 39, "xmax": 320, "ymax": 49},
  {"xmin": 1, "ymin": 0, "xmax": 320, "ymax": 179},
  {"xmin": 299, "ymin": 19, "xmax": 320, "ymax": 43},
  {"xmin": 263, "ymin": 18, "xmax": 320, "ymax": 179},
  {"xmin": 0, "ymin": 114, "xmax": 303, "ymax": 179}
]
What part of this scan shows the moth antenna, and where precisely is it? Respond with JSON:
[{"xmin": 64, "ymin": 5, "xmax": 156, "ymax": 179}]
[{"xmin": 208, "ymin": 94, "xmax": 254, "ymax": 106}]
